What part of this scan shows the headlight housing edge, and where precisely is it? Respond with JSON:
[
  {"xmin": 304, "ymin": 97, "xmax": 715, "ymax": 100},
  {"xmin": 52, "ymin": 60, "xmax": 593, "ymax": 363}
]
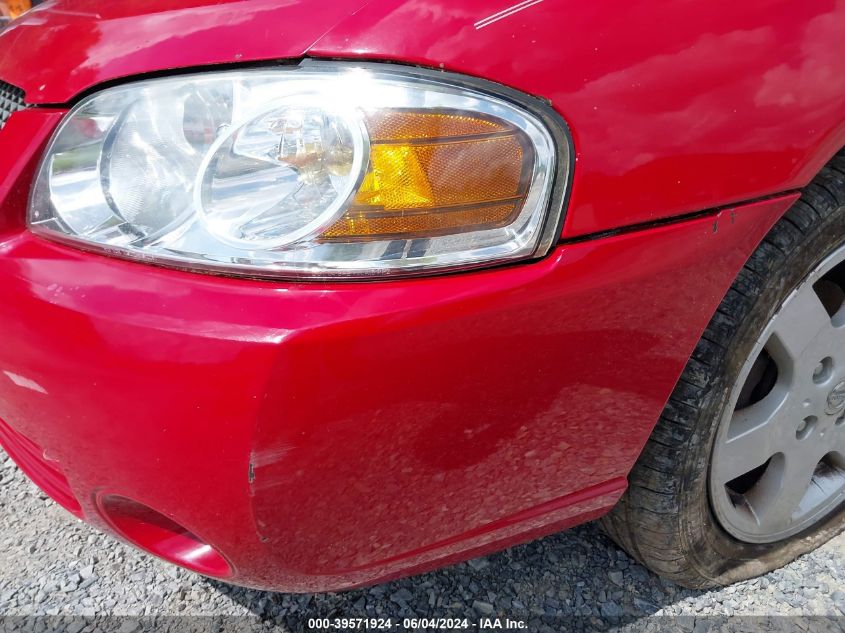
[{"xmin": 28, "ymin": 60, "xmax": 573, "ymax": 280}]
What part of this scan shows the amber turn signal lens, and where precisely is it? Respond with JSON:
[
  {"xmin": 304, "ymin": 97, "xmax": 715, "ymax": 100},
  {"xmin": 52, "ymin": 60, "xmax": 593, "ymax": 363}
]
[
  {"xmin": 1, "ymin": 0, "xmax": 31, "ymax": 19},
  {"xmin": 320, "ymin": 110, "xmax": 533, "ymax": 241}
]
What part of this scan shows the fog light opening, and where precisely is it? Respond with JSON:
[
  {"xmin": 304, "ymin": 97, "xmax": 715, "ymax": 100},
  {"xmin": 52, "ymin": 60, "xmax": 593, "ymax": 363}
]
[{"xmin": 98, "ymin": 495, "xmax": 231, "ymax": 578}]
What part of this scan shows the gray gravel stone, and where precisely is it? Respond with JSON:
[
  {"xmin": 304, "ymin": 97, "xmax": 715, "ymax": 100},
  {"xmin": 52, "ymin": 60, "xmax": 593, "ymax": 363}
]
[
  {"xmin": 0, "ymin": 450, "xmax": 843, "ymax": 630},
  {"xmin": 389, "ymin": 588, "xmax": 413, "ymax": 604},
  {"xmin": 467, "ymin": 558, "xmax": 490, "ymax": 571},
  {"xmin": 472, "ymin": 600, "xmax": 495, "ymax": 615},
  {"xmin": 600, "ymin": 600, "xmax": 623, "ymax": 618},
  {"xmin": 832, "ymin": 590, "xmax": 845, "ymax": 615}
]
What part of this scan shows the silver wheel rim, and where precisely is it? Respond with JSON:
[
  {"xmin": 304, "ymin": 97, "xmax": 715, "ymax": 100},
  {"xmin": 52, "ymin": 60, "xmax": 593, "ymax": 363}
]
[{"xmin": 710, "ymin": 243, "xmax": 845, "ymax": 543}]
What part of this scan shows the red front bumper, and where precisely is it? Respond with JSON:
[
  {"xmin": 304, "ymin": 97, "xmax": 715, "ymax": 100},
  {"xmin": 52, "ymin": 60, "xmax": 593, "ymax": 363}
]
[{"xmin": 0, "ymin": 109, "xmax": 796, "ymax": 591}]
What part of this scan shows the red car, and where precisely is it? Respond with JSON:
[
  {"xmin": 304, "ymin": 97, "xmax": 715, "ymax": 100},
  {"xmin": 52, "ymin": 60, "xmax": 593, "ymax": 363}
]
[{"xmin": 0, "ymin": 0, "xmax": 843, "ymax": 593}]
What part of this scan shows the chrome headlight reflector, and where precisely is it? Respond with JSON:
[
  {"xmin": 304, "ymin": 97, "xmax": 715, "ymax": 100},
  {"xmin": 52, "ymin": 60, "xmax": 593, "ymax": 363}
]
[{"xmin": 29, "ymin": 64, "xmax": 570, "ymax": 278}]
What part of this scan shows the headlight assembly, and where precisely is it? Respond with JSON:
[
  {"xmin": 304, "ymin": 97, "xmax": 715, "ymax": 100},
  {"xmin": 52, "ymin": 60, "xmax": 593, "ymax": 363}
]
[{"xmin": 29, "ymin": 63, "xmax": 571, "ymax": 278}]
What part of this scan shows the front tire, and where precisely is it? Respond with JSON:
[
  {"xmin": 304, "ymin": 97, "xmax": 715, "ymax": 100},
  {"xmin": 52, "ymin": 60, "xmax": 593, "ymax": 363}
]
[{"xmin": 602, "ymin": 151, "xmax": 845, "ymax": 589}]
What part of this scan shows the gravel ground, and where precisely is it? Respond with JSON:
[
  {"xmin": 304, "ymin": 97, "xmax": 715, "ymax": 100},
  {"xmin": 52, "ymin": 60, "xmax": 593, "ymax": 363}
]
[{"xmin": 1, "ymin": 450, "xmax": 844, "ymax": 632}]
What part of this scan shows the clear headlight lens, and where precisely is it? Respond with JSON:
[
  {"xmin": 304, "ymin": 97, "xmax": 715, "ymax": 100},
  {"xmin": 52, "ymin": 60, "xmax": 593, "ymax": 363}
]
[{"xmin": 29, "ymin": 64, "xmax": 569, "ymax": 278}]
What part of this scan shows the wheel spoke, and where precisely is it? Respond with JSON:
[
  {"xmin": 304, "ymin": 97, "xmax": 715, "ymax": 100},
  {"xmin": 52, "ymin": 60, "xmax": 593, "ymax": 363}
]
[
  {"xmin": 768, "ymin": 281, "xmax": 833, "ymax": 363},
  {"xmin": 715, "ymin": 393, "xmax": 788, "ymax": 484},
  {"xmin": 755, "ymin": 454, "xmax": 818, "ymax": 534},
  {"xmin": 835, "ymin": 426, "xmax": 845, "ymax": 455}
]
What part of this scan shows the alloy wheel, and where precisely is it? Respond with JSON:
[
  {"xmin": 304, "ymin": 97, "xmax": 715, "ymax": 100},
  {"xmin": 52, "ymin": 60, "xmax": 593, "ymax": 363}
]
[{"xmin": 710, "ymin": 244, "xmax": 845, "ymax": 543}]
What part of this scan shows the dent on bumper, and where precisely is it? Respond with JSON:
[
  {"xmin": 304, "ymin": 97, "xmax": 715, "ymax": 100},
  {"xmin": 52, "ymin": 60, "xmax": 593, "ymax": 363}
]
[{"xmin": 0, "ymin": 189, "xmax": 796, "ymax": 591}]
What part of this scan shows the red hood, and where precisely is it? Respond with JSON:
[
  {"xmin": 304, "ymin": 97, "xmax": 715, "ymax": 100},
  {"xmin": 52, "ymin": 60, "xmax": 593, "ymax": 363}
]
[
  {"xmin": 0, "ymin": 0, "xmax": 370, "ymax": 104},
  {"xmin": 0, "ymin": 0, "xmax": 555, "ymax": 107}
]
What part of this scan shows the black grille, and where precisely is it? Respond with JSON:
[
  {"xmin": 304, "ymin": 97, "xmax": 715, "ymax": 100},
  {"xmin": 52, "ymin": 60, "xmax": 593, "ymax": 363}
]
[{"xmin": 0, "ymin": 80, "xmax": 26, "ymax": 130}]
